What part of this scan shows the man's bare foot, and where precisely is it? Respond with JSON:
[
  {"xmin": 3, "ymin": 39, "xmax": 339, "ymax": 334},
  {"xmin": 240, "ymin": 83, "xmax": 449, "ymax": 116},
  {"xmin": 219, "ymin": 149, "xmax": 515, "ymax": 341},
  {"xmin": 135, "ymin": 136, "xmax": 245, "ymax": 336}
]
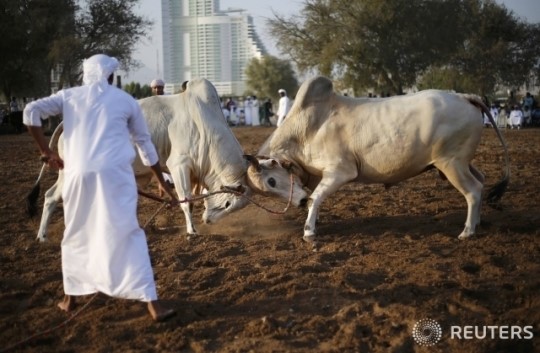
[
  {"xmin": 57, "ymin": 295, "xmax": 75, "ymax": 312},
  {"xmin": 147, "ymin": 300, "xmax": 176, "ymax": 322}
]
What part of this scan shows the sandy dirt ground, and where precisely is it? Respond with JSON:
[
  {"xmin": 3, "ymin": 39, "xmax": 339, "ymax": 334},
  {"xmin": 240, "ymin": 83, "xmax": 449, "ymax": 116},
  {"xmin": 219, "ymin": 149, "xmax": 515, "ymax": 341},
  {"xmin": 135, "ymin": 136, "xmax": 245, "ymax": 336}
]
[{"xmin": 0, "ymin": 126, "xmax": 538, "ymax": 353}]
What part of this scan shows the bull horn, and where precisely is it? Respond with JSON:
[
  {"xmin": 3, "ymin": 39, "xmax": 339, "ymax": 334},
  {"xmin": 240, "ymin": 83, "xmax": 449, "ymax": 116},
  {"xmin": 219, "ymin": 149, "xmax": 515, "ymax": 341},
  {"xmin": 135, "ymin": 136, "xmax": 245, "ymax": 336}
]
[
  {"xmin": 235, "ymin": 184, "xmax": 246, "ymax": 194},
  {"xmin": 243, "ymin": 154, "xmax": 261, "ymax": 172},
  {"xmin": 280, "ymin": 159, "xmax": 294, "ymax": 171}
]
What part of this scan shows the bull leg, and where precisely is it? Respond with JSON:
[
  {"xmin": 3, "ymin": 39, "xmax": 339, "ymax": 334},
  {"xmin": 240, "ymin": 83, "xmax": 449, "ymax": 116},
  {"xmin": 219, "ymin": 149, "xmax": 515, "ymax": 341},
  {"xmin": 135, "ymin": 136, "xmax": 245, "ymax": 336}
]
[
  {"xmin": 303, "ymin": 170, "xmax": 356, "ymax": 242},
  {"xmin": 469, "ymin": 165, "xmax": 485, "ymax": 225},
  {"xmin": 437, "ymin": 161, "xmax": 483, "ymax": 239},
  {"xmin": 37, "ymin": 172, "xmax": 64, "ymax": 242},
  {"xmin": 167, "ymin": 156, "xmax": 197, "ymax": 238}
]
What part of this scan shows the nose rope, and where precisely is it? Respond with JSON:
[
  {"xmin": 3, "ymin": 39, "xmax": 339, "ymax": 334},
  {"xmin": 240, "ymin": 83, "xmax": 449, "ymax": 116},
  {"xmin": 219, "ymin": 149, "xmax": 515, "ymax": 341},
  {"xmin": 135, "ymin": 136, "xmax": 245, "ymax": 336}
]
[
  {"xmin": 139, "ymin": 173, "xmax": 295, "ymax": 227},
  {"xmin": 222, "ymin": 172, "xmax": 295, "ymax": 215}
]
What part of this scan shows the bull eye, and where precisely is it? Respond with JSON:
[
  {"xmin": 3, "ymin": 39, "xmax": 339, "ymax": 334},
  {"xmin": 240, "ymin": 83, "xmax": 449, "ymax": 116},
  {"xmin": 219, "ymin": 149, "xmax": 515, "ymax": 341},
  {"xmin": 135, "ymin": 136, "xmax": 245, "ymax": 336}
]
[
  {"xmin": 268, "ymin": 177, "xmax": 276, "ymax": 188},
  {"xmin": 225, "ymin": 201, "xmax": 231, "ymax": 209}
]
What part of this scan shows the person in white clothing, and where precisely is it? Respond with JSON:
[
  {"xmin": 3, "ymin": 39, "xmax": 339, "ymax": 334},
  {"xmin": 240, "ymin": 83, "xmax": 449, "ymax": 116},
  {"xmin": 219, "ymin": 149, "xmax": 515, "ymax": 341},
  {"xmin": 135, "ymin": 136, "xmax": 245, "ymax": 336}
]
[
  {"xmin": 23, "ymin": 54, "xmax": 178, "ymax": 322},
  {"xmin": 276, "ymin": 88, "xmax": 292, "ymax": 127},
  {"xmin": 508, "ymin": 105, "xmax": 523, "ymax": 129},
  {"xmin": 489, "ymin": 104, "xmax": 499, "ymax": 123},
  {"xmin": 9, "ymin": 97, "xmax": 19, "ymax": 113},
  {"xmin": 484, "ymin": 103, "xmax": 498, "ymax": 127},
  {"xmin": 244, "ymin": 96, "xmax": 253, "ymax": 125},
  {"xmin": 251, "ymin": 95, "xmax": 260, "ymax": 126},
  {"xmin": 498, "ymin": 104, "xmax": 508, "ymax": 128}
]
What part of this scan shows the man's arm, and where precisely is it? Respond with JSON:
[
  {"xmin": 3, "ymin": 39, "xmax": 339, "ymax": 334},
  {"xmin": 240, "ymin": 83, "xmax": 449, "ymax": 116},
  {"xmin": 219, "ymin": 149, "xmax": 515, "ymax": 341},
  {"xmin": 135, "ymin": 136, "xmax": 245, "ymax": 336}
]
[
  {"xmin": 24, "ymin": 94, "xmax": 64, "ymax": 170},
  {"xmin": 149, "ymin": 163, "xmax": 178, "ymax": 205},
  {"xmin": 26, "ymin": 126, "xmax": 64, "ymax": 170}
]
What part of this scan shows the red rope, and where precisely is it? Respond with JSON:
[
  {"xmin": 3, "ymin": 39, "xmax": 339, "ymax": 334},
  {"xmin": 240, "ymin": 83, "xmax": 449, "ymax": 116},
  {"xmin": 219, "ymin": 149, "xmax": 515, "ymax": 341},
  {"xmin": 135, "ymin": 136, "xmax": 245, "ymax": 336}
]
[
  {"xmin": 222, "ymin": 173, "xmax": 295, "ymax": 215},
  {"xmin": 138, "ymin": 173, "xmax": 296, "ymax": 215}
]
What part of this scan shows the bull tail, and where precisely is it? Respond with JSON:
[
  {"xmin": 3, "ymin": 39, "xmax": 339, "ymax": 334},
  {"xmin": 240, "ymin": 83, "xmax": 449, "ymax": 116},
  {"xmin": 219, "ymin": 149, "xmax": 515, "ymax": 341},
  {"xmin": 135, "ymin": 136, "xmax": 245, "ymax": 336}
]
[
  {"xmin": 26, "ymin": 167, "xmax": 44, "ymax": 217},
  {"xmin": 26, "ymin": 121, "xmax": 64, "ymax": 217},
  {"xmin": 466, "ymin": 96, "xmax": 510, "ymax": 207}
]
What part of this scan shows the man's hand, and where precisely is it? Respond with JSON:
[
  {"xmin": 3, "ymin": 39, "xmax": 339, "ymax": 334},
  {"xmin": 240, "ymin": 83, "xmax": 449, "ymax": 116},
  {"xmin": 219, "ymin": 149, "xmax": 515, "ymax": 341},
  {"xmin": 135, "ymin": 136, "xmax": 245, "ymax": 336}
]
[
  {"xmin": 40, "ymin": 151, "xmax": 64, "ymax": 170},
  {"xmin": 166, "ymin": 197, "xmax": 180, "ymax": 208},
  {"xmin": 149, "ymin": 162, "xmax": 179, "ymax": 207}
]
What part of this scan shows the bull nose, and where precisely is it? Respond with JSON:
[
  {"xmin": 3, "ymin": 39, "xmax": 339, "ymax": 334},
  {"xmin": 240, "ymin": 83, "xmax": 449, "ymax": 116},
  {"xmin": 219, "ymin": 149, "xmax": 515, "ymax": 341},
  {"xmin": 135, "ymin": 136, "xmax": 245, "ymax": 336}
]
[{"xmin": 299, "ymin": 198, "xmax": 308, "ymax": 207}]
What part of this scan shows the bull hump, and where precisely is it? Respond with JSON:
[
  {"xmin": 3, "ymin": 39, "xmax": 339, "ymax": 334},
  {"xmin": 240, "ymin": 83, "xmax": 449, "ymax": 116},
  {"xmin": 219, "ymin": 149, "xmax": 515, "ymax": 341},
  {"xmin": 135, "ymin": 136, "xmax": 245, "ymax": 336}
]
[{"xmin": 297, "ymin": 76, "xmax": 334, "ymax": 108}]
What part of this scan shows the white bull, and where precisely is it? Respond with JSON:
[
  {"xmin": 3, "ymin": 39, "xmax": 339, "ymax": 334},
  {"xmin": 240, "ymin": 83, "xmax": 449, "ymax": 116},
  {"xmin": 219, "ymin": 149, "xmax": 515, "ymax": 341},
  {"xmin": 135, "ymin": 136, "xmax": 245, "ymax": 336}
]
[
  {"xmin": 27, "ymin": 78, "xmax": 308, "ymax": 242},
  {"xmin": 258, "ymin": 76, "xmax": 510, "ymax": 242}
]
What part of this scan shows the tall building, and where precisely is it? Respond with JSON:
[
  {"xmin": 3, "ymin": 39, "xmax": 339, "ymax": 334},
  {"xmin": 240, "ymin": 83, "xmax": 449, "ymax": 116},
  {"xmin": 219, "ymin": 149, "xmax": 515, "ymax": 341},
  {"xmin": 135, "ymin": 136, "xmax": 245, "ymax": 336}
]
[{"xmin": 162, "ymin": 0, "xmax": 267, "ymax": 96}]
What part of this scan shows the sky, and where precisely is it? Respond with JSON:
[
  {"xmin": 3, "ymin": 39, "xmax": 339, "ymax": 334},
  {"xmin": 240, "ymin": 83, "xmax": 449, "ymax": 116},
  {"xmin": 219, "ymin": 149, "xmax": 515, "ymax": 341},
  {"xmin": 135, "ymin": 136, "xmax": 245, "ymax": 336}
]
[{"xmin": 122, "ymin": 0, "xmax": 540, "ymax": 85}]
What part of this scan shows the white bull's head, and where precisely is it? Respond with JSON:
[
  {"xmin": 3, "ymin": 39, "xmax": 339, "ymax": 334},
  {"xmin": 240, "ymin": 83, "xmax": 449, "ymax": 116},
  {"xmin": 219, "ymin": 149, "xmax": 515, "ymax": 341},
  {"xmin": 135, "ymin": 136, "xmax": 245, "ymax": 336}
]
[
  {"xmin": 244, "ymin": 155, "xmax": 309, "ymax": 207},
  {"xmin": 202, "ymin": 183, "xmax": 250, "ymax": 224}
]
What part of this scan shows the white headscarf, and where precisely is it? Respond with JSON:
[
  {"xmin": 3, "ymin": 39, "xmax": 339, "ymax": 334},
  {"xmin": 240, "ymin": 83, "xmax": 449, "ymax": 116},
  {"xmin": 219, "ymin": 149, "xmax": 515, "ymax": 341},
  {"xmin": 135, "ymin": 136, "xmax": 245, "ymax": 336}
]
[
  {"xmin": 82, "ymin": 54, "xmax": 119, "ymax": 103},
  {"xmin": 150, "ymin": 79, "xmax": 165, "ymax": 88}
]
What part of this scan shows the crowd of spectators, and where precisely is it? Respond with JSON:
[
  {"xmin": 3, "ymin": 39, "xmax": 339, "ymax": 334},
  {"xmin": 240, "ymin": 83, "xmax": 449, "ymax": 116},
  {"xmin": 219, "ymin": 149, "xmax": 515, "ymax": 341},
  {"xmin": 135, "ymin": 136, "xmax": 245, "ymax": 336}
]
[{"xmin": 484, "ymin": 91, "xmax": 539, "ymax": 129}]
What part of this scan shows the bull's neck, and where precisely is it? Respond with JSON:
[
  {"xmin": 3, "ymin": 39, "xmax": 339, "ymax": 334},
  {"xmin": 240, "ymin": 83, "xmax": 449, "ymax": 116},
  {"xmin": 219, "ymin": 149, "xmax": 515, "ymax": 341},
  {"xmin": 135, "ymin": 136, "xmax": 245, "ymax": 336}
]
[{"xmin": 202, "ymin": 161, "xmax": 245, "ymax": 191}]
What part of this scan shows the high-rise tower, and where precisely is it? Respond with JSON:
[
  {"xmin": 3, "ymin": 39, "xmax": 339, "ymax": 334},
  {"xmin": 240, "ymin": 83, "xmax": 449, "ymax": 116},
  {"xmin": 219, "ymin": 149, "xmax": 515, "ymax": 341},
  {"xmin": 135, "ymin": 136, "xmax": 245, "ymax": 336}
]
[{"xmin": 162, "ymin": 0, "xmax": 267, "ymax": 96}]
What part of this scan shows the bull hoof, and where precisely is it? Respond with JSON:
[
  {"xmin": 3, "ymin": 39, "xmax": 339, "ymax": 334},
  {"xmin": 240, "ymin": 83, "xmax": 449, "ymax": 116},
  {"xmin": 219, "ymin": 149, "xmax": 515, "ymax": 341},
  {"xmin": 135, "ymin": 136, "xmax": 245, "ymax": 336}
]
[
  {"xmin": 302, "ymin": 234, "xmax": 316, "ymax": 243},
  {"xmin": 186, "ymin": 232, "xmax": 198, "ymax": 241},
  {"xmin": 36, "ymin": 236, "xmax": 47, "ymax": 243},
  {"xmin": 457, "ymin": 232, "xmax": 473, "ymax": 240}
]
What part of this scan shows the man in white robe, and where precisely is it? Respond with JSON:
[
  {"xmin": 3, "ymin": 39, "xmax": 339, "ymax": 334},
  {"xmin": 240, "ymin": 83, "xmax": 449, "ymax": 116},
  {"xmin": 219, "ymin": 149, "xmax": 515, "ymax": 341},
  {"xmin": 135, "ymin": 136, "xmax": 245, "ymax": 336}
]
[
  {"xmin": 251, "ymin": 95, "xmax": 260, "ymax": 126},
  {"xmin": 23, "ymin": 54, "xmax": 177, "ymax": 322},
  {"xmin": 244, "ymin": 96, "xmax": 253, "ymax": 125},
  {"xmin": 276, "ymin": 89, "xmax": 292, "ymax": 127},
  {"xmin": 509, "ymin": 105, "xmax": 524, "ymax": 129}
]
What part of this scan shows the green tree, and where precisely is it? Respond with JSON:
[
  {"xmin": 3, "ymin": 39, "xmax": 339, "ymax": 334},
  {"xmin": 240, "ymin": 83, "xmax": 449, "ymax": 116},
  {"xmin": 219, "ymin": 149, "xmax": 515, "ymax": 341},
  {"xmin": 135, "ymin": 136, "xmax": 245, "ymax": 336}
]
[
  {"xmin": 417, "ymin": 67, "xmax": 479, "ymax": 93},
  {"xmin": 0, "ymin": 0, "xmax": 76, "ymax": 100},
  {"xmin": 0, "ymin": 0, "xmax": 151, "ymax": 100},
  {"xmin": 124, "ymin": 82, "xmax": 151, "ymax": 98},
  {"xmin": 51, "ymin": 0, "xmax": 152, "ymax": 88},
  {"xmin": 418, "ymin": 0, "xmax": 540, "ymax": 96},
  {"xmin": 245, "ymin": 55, "xmax": 299, "ymax": 100},
  {"xmin": 269, "ymin": 0, "xmax": 469, "ymax": 95},
  {"xmin": 269, "ymin": 0, "xmax": 539, "ymax": 96}
]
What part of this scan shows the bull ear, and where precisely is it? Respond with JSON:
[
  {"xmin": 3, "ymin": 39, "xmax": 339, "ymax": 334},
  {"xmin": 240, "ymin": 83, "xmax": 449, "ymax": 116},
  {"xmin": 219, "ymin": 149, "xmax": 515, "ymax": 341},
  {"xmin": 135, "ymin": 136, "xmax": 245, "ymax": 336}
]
[{"xmin": 243, "ymin": 154, "xmax": 261, "ymax": 172}]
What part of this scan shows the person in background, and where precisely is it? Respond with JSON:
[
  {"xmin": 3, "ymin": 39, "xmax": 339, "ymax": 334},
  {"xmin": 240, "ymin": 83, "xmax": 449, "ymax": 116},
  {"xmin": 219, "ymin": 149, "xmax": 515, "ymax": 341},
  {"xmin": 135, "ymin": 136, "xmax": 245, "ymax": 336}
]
[
  {"xmin": 225, "ymin": 97, "xmax": 236, "ymax": 113},
  {"xmin": 225, "ymin": 97, "xmax": 237, "ymax": 124},
  {"xmin": 150, "ymin": 79, "xmax": 165, "ymax": 96},
  {"xmin": 220, "ymin": 98, "xmax": 231, "ymax": 125},
  {"xmin": 508, "ymin": 105, "xmax": 523, "ymax": 129},
  {"xmin": 244, "ymin": 96, "xmax": 253, "ymax": 126},
  {"xmin": 488, "ymin": 103, "xmax": 499, "ymax": 127},
  {"xmin": 9, "ymin": 97, "xmax": 19, "ymax": 113},
  {"xmin": 498, "ymin": 103, "xmax": 508, "ymax": 128},
  {"xmin": 251, "ymin": 95, "xmax": 260, "ymax": 126},
  {"xmin": 262, "ymin": 98, "xmax": 274, "ymax": 127},
  {"xmin": 522, "ymin": 92, "xmax": 535, "ymax": 111},
  {"xmin": 23, "ymin": 54, "xmax": 177, "ymax": 322},
  {"xmin": 523, "ymin": 105, "xmax": 531, "ymax": 126},
  {"xmin": 276, "ymin": 89, "xmax": 292, "ymax": 127}
]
